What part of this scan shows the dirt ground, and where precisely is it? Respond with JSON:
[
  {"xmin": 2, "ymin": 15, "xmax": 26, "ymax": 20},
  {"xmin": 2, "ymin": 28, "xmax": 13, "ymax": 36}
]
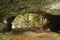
[{"xmin": 9, "ymin": 31, "xmax": 60, "ymax": 40}]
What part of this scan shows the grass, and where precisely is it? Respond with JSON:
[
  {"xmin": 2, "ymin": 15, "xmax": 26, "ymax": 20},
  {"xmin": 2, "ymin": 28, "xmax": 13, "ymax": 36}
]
[{"xmin": 0, "ymin": 33, "xmax": 10, "ymax": 40}]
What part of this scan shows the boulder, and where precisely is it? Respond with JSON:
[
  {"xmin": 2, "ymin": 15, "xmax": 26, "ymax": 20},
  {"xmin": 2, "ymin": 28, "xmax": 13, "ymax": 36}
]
[{"xmin": 11, "ymin": 13, "xmax": 48, "ymax": 32}]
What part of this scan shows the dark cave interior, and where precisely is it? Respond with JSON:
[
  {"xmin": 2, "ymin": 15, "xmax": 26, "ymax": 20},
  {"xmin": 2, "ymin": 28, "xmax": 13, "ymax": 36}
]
[{"xmin": 43, "ymin": 13, "xmax": 60, "ymax": 33}]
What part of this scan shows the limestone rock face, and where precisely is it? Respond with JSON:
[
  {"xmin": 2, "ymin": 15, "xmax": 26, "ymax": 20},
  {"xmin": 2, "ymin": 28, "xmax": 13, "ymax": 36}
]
[{"xmin": 40, "ymin": 1, "xmax": 60, "ymax": 16}]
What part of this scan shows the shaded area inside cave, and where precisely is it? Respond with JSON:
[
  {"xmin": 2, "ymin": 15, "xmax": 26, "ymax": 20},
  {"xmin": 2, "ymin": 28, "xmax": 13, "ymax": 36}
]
[
  {"xmin": 2, "ymin": 16, "xmax": 16, "ymax": 32},
  {"xmin": 43, "ymin": 13, "xmax": 60, "ymax": 33}
]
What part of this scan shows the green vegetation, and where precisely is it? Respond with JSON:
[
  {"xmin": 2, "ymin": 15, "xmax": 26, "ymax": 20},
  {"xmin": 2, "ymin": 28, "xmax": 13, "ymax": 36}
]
[
  {"xmin": 0, "ymin": 0, "xmax": 56, "ymax": 20},
  {"xmin": 0, "ymin": 33, "xmax": 10, "ymax": 40}
]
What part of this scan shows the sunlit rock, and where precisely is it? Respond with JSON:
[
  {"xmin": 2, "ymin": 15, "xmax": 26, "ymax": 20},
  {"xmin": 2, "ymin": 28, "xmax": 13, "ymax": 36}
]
[
  {"xmin": 11, "ymin": 13, "xmax": 48, "ymax": 31},
  {"xmin": 41, "ymin": 2, "xmax": 60, "ymax": 15}
]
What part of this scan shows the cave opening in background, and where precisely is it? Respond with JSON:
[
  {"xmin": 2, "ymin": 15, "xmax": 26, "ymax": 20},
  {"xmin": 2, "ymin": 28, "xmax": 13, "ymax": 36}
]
[{"xmin": 4, "ymin": 13, "xmax": 60, "ymax": 33}]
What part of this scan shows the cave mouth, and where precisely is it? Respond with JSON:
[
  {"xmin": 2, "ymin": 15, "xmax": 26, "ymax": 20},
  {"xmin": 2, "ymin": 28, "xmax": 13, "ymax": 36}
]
[{"xmin": 5, "ymin": 14, "xmax": 60, "ymax": 33}]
